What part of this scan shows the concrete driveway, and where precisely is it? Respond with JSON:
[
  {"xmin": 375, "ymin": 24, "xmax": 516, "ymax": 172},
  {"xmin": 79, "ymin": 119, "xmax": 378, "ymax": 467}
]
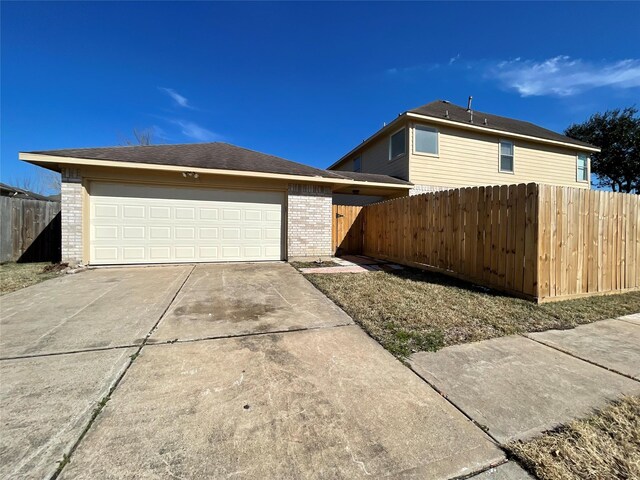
[{"xmin": 0, "ymin": 263, "xmax": 503, "ymax": 480}]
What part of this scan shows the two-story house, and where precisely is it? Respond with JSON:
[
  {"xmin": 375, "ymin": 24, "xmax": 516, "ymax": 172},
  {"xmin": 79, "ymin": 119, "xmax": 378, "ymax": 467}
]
[{"xmin": 328, "ymin": 99, "xmax": 599, "ymax": 200}]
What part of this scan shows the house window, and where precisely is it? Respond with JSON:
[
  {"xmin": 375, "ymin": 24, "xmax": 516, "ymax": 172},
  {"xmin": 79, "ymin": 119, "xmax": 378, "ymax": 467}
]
[
  {"xmin": 414, "ymin": 125, "xmax": 438, "ymax": 155},
  {"xmin": 577, "ymin": 153, "xmax": 589, "ymax": 182},
  {"xmin": 389, "ymin": 128, "xmax": 406, "ymax": 160},
  {"xmin": 499, "ymin": 140, "xmax": 514, "ymax": 173},
  {"xmin": 353, "ymin": 156, "xmax": 361, "ymax": 172}
]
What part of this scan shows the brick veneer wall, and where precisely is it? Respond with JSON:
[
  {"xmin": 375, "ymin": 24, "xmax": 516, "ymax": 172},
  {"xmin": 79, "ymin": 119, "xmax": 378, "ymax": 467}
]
[
  {"xmin": 287, "ymin": 183, "xmax": 332, "ymax": 259},
  {"xmin": 61, "ymin": 168, "xmax": 83, "ymax": 265}
]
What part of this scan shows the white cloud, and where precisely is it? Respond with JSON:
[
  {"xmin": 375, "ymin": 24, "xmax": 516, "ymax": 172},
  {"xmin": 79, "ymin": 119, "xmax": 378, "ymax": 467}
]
[
  {"xmin": 490, "ymin": 56, "xmax": 640, "ymax": 97},
  {"xmin": 159, "ymin": 87, "xmax": 193, "ymax": 109},
  {"xmin": 449, "ymin": 54, "xmax": 461, "ymax": 65},
  {"xmin": 171, "ymin": 120, "xmax": 221, "ymax": 142}
]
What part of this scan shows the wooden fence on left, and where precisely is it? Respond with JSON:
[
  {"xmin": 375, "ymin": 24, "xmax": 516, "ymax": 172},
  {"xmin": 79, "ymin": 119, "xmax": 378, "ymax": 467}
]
[{"xmin": 0, "ymin": 197, "xmax": 61, "ymax": 263}]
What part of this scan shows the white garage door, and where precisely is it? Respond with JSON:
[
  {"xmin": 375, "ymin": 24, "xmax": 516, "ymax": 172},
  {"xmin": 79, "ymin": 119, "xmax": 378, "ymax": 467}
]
[{"xmin": 89, "ymin": 182, "xmax": 283, "ymax": 265}]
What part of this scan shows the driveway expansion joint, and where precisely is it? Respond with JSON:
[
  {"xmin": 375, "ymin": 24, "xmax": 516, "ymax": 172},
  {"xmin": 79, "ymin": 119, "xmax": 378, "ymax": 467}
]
[
  {"xmin": 50, "ymin": 264, "xmax": 196, "ymax": 480},
  {"xmin": 521, "ymin": 333, "xmax": 640, "ymax": 383}
]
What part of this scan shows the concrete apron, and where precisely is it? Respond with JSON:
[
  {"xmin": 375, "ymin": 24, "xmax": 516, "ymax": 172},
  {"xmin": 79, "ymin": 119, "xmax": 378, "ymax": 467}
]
[{"xmin": 149, "ymin": 262, "xmax": 354, "ymax": 343}]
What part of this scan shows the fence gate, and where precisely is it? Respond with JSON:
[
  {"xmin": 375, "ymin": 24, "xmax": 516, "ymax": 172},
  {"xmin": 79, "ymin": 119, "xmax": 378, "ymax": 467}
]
[{"xmin": 332, "ymin": 205, "xmax": 363, "ymax": 256}]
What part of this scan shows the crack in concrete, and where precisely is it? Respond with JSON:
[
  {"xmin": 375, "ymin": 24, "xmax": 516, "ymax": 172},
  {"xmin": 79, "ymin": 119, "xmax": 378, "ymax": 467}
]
[
  {"xmin": 144, "ymin": 322, "xmax": 355, "ymax": 348},
  {"xmin": 0, "ymin": 344, "xmax": 140, "ymax": 362}
]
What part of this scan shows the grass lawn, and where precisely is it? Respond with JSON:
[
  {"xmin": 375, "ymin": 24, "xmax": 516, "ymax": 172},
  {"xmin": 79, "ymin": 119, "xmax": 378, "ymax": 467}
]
[
  {"xmin": 507, "ymin": 396, "xmax": 640, "ymax": 480},
  {"xmin": 0, "ymin": 262, "xmax": 65, "ymax": 295},
  {"xmin": 305, "ymin": 268, "xmax": 640, "ymax": 358}
]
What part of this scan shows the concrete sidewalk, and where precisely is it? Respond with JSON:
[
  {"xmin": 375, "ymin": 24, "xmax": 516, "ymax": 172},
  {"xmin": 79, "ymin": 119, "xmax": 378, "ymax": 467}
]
[{"xmin": 410, "ymin": 316, "xmax": 640, "ymax": 445}]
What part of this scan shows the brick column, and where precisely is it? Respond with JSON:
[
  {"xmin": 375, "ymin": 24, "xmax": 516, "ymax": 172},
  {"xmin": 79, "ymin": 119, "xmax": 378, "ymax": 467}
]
[
  {"xmin": 287, "ymin": 184, "xmax": 332, "ymax": 260},
  {"xmin": 61, "ymin": 168, "xmax": 83, "ymax": 265}
]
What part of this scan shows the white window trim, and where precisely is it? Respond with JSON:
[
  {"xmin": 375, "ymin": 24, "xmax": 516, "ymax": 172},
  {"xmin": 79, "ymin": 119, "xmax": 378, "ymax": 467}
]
[
  {"xmin": 576, "ymin": 153, "xmax": 589, "ymax": 183},
  {"xmin": 388, "ymin": 127, "xmax": 407, "ymax": 162},
  {"xmin": 413, "ymin": 124, "xmax": 440, "ymax": 158},
  {"xmin": 499, "ymin": 139, "xmax": 515, "ymax": 174}
]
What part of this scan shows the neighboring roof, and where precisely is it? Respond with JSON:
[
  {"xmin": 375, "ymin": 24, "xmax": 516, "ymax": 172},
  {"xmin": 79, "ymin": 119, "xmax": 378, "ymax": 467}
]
[
  {"xmin": 0, "ymin": 182, "xmax": 53, "ymax": 201},
  {"xmin": 332, "ymin": 170, "xmax": 411, "ymax": 185},
  {"xmin": 24, "ymin": 142, "xmax": 411, "ymax": 187},
  {"xmin": 410, "ymin": 100, "xmax": 597, "ymax": 149},
  {"xmin": 329, "ymin": 99, "xmax": 598, "ymax": 169}
]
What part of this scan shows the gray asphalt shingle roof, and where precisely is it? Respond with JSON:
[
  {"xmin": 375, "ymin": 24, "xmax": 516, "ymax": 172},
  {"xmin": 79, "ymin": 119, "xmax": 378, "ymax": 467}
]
[
  {"xmin": 410, "ymin": 100, "xmax": 597, "ymax": 149},
  {"xmin": 28, "ymin": 142, "xmax": 411, "ymax": 186}
]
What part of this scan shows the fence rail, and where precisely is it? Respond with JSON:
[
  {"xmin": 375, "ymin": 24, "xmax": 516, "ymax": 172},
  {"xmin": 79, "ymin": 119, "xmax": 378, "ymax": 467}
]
[
  {"xmin": 333, "ymin": 184, "xmax": 640, "ymax": 302},
  {"xmin": 0, "ymin": 197, "xmax": 61, "ymax": 263}
]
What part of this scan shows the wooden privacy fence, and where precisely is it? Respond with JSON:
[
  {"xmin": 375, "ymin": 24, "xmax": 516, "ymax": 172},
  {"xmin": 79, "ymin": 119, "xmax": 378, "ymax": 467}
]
[
  {"xmin": 0, "ymin": 197, "xmax": 61, "ymax": 263},
  {"xmin": 333, "ymin": 183, "xmax": 640, "ymax": 302}
]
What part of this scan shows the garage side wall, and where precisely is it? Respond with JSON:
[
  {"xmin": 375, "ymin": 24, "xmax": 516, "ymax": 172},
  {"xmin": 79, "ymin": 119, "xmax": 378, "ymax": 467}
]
[
  {"xmin": 61, "ymin": 168, "xmax": 83, "ymax": 265},
  {"xmin": 287, "ymin": 184, "xmax": 332, "ymax": 260}
]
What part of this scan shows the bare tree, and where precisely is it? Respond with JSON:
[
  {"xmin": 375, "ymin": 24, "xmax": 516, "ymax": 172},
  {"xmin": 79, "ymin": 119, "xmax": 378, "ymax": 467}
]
[
  {"xmin": 122, "ymin": 127, "xmax": 154, "ymax": 146},
  {"xmin": 38, "ymin": 169, "xmax": 61, "ymax": 194},
  {"xmin": 9, "ymin": 167, "xmax": 61, "ymax": 196},
  {"xmin": 10, "ymin": 175, "xmax": 40, "ymax": 193}
]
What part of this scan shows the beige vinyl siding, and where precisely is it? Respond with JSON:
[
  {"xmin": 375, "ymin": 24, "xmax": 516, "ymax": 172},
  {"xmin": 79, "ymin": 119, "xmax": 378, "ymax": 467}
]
[
  {"xmin": 333, "ymin": 121, "xmax": 410, "ymax": 181},
  {"xmin": 409, "ymin": 122, "xmax": 590, "ymax": 189}
]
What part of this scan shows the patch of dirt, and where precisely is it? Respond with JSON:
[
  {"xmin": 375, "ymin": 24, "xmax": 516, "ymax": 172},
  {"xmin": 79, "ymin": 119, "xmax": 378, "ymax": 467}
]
[
  {"xmin": 290, "ymin": 261, "xmax": 340, "ymax": 270},
  {"xmin": 42, "ymin": 262, "xmax": 69, "ymax": 273}
]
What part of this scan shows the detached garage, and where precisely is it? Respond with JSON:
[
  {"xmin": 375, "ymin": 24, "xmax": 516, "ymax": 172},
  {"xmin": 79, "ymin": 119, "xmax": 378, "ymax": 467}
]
[{"xmin": 20, "ymin": 142, "xmax": 411, "ymax": 265}]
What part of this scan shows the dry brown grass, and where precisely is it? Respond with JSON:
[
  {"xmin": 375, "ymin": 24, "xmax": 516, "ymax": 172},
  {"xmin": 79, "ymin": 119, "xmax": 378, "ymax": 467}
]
[
  {"xmin": 508, "ymin": 396, "xmax": 640, "ymax": 480},
  {"xmin": 306, "ymin": 268, "xmax": 640, "ymax": 358},
  {"xmin": 0, "ymin": 262, "xmax": 63, "ymax": 295}
]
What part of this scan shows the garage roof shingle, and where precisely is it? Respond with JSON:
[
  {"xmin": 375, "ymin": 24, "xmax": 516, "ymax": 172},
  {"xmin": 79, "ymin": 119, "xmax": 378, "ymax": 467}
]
[{"xmin": 29, "ymin": 142, "xmax": 412, "ymax": 186}]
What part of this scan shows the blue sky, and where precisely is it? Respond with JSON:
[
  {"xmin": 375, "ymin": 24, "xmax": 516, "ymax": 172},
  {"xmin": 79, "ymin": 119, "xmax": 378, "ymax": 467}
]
[{"xmin": 2, "ymin": 1, "xmax": 639, "ymax": 192}]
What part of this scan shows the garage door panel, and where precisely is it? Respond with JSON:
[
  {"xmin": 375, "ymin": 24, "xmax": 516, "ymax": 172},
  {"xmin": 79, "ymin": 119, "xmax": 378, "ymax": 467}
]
[
  {"xmin": 150, "ymin": 247, "xmax": 171, "ymax": 260},
  {"xmin": 150, "ymin": 206, "xmax": 171, "ymax": 219},
  {"xmin": 123, "ymin": 205, "xmax": 145, "ymax": 218},
  {"xmin": 150, "ymin": 227, "xmax": 171, "ymax": 239},
  {"xmin": 221, "ymin": 246, "xmax": 241, "ymax": 259},
  {"xmin": 123, "ymin": 247, "xmax": 145, "ymax": 260},
  {"xmin": 123, "ymin": 226, "xmax": 145, "ymax": 239},
  {"xmin": 175, "ymin": 207, "xmax": 195, "ymax": 220},
  {"xmin": 199, "ymin": 227, "xmax": 218, "ymax": 239},
  {"xmin": 199, "ymin": 246, "xmax": 219, "ymax": 259},
  {"xmin": 175, "ymin": 227, "xmax": 195, "ymax": 239},
  {"xmin": 94, "ymin": 226, "xmax": 118, "ymax": 239},
  {"xmin": 94, "ymin": 247, "xmax": 118, "ymax": 262},
  {"xmin": 90, "ymin": 183, "xmax": 283, "ymax": 265},
  {"xmin": 94, "ymin": 205, "xmax": 118, "ymax": 218}
]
